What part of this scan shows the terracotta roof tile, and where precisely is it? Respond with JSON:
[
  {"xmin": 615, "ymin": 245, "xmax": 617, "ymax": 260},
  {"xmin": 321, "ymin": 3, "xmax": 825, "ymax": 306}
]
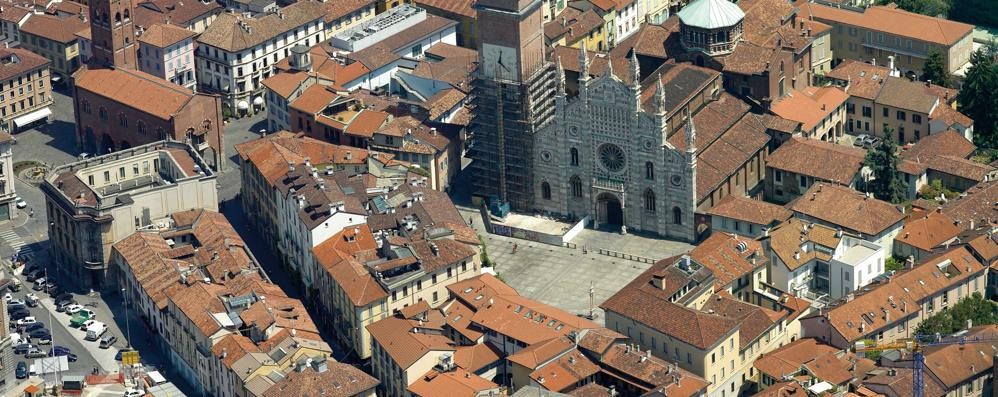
[
  {"xmin": 197, "ymin": 1, "xmax": 325, "ymax": 52},
  {"xmin": 136, "ymin": 22, "xmax": 195, "ymax": 47},
  {"xmin": 789, "ymin": 184, "xmax": 906, "ymax": 236},
  {"xmin": 74, "ymin": 66, "xmax": 196, "ymax": 120},
  {"xmin": 600, "ymin": 344, "xmax": 710, "ymax": 395},
  {"xmin": 771, "ymin": 86, "xmax": 849, "ymax": 131},
  {"xmin": 706, "ymin": 196, "xmax": 793, "ymax": 226},
  {"xmin": 897, "ymin": 210, "xmax": 962, "ymax": 251},
  {"xmin": 901, "ymin": 129, "xmax": 975, "ymax": 160},
  {"xmin": 366, "ymin": 316, "xmax": 455, "ymax": 368},
  {"xmin": 767, "ymin": 137, "xmax": 866, "ymax": 185},
  {"xmin": 133, "ymin": 0, "xmax": 221, "ymax": 28},
  {"xmin": 941, "ymin": 180, "xmax": 998, "ymax": 227},
  {"xmin": 408, "ymin": 368, "xmax": 499, "ymax": 397},
  {"xmin": 807, "ymin": 3, "xmax": 973, "ymax": 46},
  {"xmin": 413, "ymin": 0, "xmax": 475, "ymax": 18},
  {"xmin": 0, "ymin": 48, "xmax": 50, "ymax": 82},
  {"xmin": 453, "ymin": 343, "xmax": 501, "ymax": 373},
  {"xmin": 931, "ymin": 104, "xmax": 973, "ymax": 129},
  {"xmin": 875, "ymin": 77, "xmax": 939, "ymax": 114},
  {"xmin": 321, "ymin": 0, "xmax": 373, "ymax": 23},
  {"xmin": 528, "ymin": 349, "xmax": 600, "ymax": 393},
  {"xmin": 262, "ymin": 360, "xmax": 379, "ymax": 397},
  {"xmin": 21, "ymin": 13, "xmax": 89, "ymax": 43},
  {"xmin": 689, "ymin": 233, "xmax": 765, "ymax": 288},
  {"xmin": 507, "ymin": 336, "xmax": 575, "ymax": 370},
  {"xmin": 825, "ymin": 60, "xmax": 890, "ymax": 100},
  {"xmin": 766, "ymin": 218, "xmax": 842, "ymax": 271}
]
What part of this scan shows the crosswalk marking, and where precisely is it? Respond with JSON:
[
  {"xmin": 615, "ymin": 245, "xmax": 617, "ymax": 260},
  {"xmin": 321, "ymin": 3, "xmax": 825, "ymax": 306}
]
[{"xmin": 0, "ymin": 227, "xmax": 33, "ymax": 256}]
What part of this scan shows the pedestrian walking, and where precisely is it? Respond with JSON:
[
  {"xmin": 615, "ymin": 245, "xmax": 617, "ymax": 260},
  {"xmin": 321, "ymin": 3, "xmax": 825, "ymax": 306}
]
[{"xmin": 512, "ymin": 243, "xmax": 518, "ymax": 254}]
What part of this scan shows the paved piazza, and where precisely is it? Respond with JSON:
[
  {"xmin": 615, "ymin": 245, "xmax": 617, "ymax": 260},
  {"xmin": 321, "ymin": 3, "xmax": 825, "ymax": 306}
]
[{"xmin": 458, "ymin": 207, "xmax": 692, "ymax": 320}]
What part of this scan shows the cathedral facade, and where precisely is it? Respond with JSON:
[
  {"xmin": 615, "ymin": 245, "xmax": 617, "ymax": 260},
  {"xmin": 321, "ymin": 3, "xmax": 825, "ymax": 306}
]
[{"xmin": 532, "ymin": 49, "xmax": 699, "ymax": 242}]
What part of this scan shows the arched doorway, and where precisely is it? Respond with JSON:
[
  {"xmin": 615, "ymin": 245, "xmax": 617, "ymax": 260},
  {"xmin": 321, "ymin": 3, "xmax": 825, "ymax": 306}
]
[
  {"xmin": 596, "ymin": 193, "xmax": 623, "ymax": 230},
  {"xmin": 100, "ymin": 134, "xmax": 114, "ymax": 154}
]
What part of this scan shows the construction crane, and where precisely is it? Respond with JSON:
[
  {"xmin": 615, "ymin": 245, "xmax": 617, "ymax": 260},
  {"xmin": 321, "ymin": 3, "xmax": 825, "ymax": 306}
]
[{"xmin": 855, "ymin": 332, "xmax": 998, "ymax": 397}]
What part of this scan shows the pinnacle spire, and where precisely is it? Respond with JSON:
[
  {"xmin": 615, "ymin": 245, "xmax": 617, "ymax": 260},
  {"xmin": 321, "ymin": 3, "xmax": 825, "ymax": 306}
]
[
  {"xmin": 629, "ymin": 51, "xmax": 640, "ymax": 86},
  {"xmin": 685, "ymin": 108, "xmax": 697, "ymax": 152},
  {"xmin": 655, "ymin": 76, "xmax": 667, "ymax": 114},
  {"xmin": 579, "ymin": 45, "xmax": 589, "ymax": 80},
  {"xmin": 556, "ymin": 56, "xmax": 566, "ymax": 92}
]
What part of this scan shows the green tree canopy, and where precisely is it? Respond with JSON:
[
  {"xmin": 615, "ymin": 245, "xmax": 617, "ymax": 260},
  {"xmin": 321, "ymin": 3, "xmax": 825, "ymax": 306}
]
[
  {"xmin": 916, "ymin": 293, "xmax": 998, "ymax": 335},
  {"xmin": 922, "ymin": 50, "xmax": 952, "ymax": 87},
  {"xmin": 879, "ymin": 0, "xmax": 950, "ymax": 16},
  {"xmin": 864, "ymin": 130, "xmax": 908, "ymax": 203},
  {"xmin": 957, "ymin": 44, "xmax": 998, "ymax": 148}
]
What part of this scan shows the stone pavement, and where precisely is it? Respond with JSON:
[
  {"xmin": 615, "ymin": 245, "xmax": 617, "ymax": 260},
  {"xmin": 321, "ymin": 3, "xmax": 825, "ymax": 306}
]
[{"xmin": 458, "ymin": 206, "xmax": 692, "ymax": 322}]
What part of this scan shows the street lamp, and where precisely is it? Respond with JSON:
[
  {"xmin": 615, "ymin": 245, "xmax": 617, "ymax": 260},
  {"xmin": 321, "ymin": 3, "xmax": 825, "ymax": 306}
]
[{"xmin": 121, "ymin": 288, "xmax": 132, "ymax": 350}]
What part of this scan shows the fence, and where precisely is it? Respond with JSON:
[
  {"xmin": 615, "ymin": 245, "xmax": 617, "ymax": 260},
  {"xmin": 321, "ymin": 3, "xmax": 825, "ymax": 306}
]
[{"xmin": 593, "ymin": 248, "xmax": 656, "ymax": 264}]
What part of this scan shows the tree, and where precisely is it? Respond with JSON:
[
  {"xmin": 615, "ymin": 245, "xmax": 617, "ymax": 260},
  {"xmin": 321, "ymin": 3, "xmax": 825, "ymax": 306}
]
[
  {"xmin": 949, "ymin": 0, "xmax": 998, "ymax": 29},
  {"xmin": 885, "ymin": 256, "xmax": 905, "ymax": 272},
  {"xmin": 922, "ymin": 50, "xmax": 952, "ymax": 87},
  {"xmin": 916, "ymin": 293, "xmax": 998, "ymax": 335},
  {"xmin": 864, "ymin": 129, "xmax": 908, "ymax": 203},
  {"xmin": 957, "ymin": 44, "xmax": 998, "ymax": 148}
]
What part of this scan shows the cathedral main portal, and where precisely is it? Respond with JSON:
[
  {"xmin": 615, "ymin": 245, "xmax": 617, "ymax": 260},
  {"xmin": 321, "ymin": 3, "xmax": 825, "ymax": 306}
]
[{"xmin": 596, "ymin": 193, "xmax": 624, "ymax": 230}]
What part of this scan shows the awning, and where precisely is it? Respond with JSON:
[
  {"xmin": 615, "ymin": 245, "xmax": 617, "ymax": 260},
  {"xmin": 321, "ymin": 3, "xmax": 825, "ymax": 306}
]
[
  {"xmin": 252, "ymin": 96, "xmax": 264, "ymax": 105},
  {"xmin": 237, "ymin": 100, "xmax": 249, "ymax": 110},
  {"xmin": 12, "ymin": 107, "xmax": 51, "ymax": 127}
]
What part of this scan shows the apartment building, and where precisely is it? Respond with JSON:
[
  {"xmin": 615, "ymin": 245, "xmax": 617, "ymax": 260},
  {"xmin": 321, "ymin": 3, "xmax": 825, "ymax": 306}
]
[
  {"xmin": 195, "ymin": 1, "xmax": 326, "ymax": 115},
  {"xmin": 0, "ymin": 48, "xmax": 53, "ymax": 133},
  {"xmin": 705, "ymin": 196, "xmax": 792, "ymax": 238},
  {"xmin": 234, "ymin": 131, "xmax": 388, "ymax": 263},
  {"xmin": 601, "ymin": 254, "xmax": 810, "ymax": 397},
  {"xmin": 0, "ymin": 4, "xmax": 31, "ymax": 48},
  {"xmin": 262, "ymin": 361, "xmax": 379, "ymax": 397},
  {"xmin": 0, "ymin": 132, "xmax": 12, "ymax": 221},
  {"xmin": 312, "ymin": 217, "xmax": 479, "ymax": 360},
  {"xmin": 825, "ymin": 60, "xmax": 972, "ymax": 143},
  {"xmin": 686, "ymin": 232, "xmax": 766, "ymax": 302},
  {"xmin": 543, "ymin": 7, "xmax": 606, "ymax": 51},
  {"xmin": 764, "ymin": 138, "xmax": 867, "ymax": 204},
  {"xmin": 762, "ymin": 218, "xmax": 887, "ymax": 303},
  {"xmin": 41, "ymin": 141, "xmax": 217, "ymax": 287},
  {"xmin": 788, "ymin": 184, "xmax": 906, "ymax": 250},
  {"xmin": 753, "ymin": 338, "xmax": 865, "ymax": 391},
  {"xmin": 109, "ymin": 209, "xmax": 342, "ymax": 397},
  {"xmin": 136, "ymin": 23, "xmax": 197, "ymax": 89},
  {"xmin": 800, "ymin": 246, "xmax": 989, "ymax": 349},
  {"xmin": 19, "ymin": 12, "xmax": 88, "ymax": 79},
  {"xmin": 770, "ymin": 86, "xmax": 848, "ymax": 141},
  {"xmin": 875, "ymin": 325, "xmax": 998, "ymax": 397},
  {"xmin": 804, "ymin": 3, "xmax": 973, "ymax": 75}
]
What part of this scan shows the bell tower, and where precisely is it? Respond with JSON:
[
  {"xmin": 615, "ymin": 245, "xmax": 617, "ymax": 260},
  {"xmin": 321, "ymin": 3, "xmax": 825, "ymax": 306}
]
[
  {"xmin": 89, "ymin": 0, "xmax": 138, "ymax": 69},
  {"xmin": 469, "ymin": 0, "xmax": 556, "ymax": 211}
]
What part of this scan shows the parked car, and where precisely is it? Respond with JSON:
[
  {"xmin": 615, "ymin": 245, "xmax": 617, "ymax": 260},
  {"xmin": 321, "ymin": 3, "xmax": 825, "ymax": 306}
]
[
  {"xmin": 3, "ymin": 293, "xmax": 11, "ymax": 303},
  {"xmin": 13, "ymin": 343, "xmax": 33, "ymax": 354},
  {"xmin": 15, "ymin": 361, "xmax": 26, "ymax": 379},
  {"xmin": 99, "ymin": 334, "xmax": 117, "ymax": 349},
  {"xmin": 31, "ymin": 278, "xmax": 46, "ymax": 291},
  {"xmin": 64, "ymin": 304, "xmax": 83, "ymax": 315},
  {"xmin": 8, "ymin": 279, "xmax": 21, "ymax": 292},
  {"xmin": 10, "ymin": 310, "xmax": 30, "ymax": 321},
  {"xmin": 49, "ymin": 346, "xmax": 73, "ymax": 359},
  {"xmin": 23, "ymin": 322, "xmax": 44, "ymax": 333},
  {"xmin": 28, "ymin": 329, "xmax": 51, "ymax": 344},
  {"xmin": 24, "ymin": 347, "xmax": 46, "ymax": 358},
  {"xmin": 24, "ymin": 293, "xmax": 38, "ymax": 307},
  {"xmin": 15, "ymin": 317, "xmax": 36, "ymax": 327},
  {"xmin": 55, "ymin": 301, "xmax": 75, "ymax": 312},
  {"xmin": 85, "ymin": 322, "xmax": 107, "ymax": 341},
  {"xmin": 852, "ymin": 134, "xmax": 869, "ymax": 146},
  {"xmin": 54, "ymin": 293, "xmax": 73, "ymax": 304},
  {"xmin": 44, "ymin": 284, "xmax": 59, "ymax": 295},
  {"xmin": 14, "ymin": 196, "xmax": 26, "ymax": 209},
  {"xmin": 24, "ymin": 269, "xmax": 42, "ymax": 282},
  {"xmin": 7, "ymin": 303, "xmax": 25, "ymax": 313},
  {"xmin": 70, "ymin": 309, "xmax": 95, "ymax": 327},
  {"xmin": 7, "ymin": 298, "xmax": 24, "ymax": 306}
]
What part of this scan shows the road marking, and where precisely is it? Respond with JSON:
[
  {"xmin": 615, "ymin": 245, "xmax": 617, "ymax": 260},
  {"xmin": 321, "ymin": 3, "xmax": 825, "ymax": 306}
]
[{"xmin": 0, "ymin": 227, "xmax": 32, "ymax": 256}]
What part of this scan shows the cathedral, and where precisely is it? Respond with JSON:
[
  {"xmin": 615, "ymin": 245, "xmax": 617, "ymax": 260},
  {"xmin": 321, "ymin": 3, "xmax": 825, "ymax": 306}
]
[{"xmin": 532, "ymin": 48, "xmax": 700, "ymax": 242}]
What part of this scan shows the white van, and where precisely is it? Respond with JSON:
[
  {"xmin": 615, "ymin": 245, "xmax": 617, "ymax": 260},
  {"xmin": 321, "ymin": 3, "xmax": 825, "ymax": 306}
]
[{"xmin": 84, "ymin": 321, "xmax": 107, "ymax": 341}]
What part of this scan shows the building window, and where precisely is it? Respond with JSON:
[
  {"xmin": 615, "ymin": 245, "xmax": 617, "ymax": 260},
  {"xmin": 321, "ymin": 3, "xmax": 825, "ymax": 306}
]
[
  {"xmin": 137, "ymin": 121, "xmax": 146, "ymax": 135},
  {"xmin": 99, "ymin": 106, "xmax": 108, "ymax": 120},
  {"xmin": 896, "ymin": 111, "xmax": 906, "ymax": 121},
  {"xmin": 672, "ymin": 207, "xmax": 682, "ymax": 225},
  {"xmin": 541, "ymin": 182, "xmax": 551, "ymax": 200},
  {"xmin": 862, "ymin": 106, "xmax": 872, "ymax": 117},
  {"xmin": 570, "ymin": 148, "xmax": 579, "ymax": 166},
  {"xmin": 118, "ymin": 113, "xmax": 127, "ymax": 127},
  {"xmin": 570, "ymin": 176, "xmax": 583, "ymax": 198},
  {"xmin": 645, "ymin": 161, "xmax": 654, "ymax": 180},
  {"xmin": 913, "ymin": 114, "xmax": 922, "ymax": 124},
  {"xmin": 774, "ymin": 169, "xmax": 782, "ymax": 182},
  {"xmin": 644, "ymin": 189, "xmax": 656, "ymax": 212},
  {"xmin": 883, "ymin": 107, "xmax": 889, "ymax": 117}
]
